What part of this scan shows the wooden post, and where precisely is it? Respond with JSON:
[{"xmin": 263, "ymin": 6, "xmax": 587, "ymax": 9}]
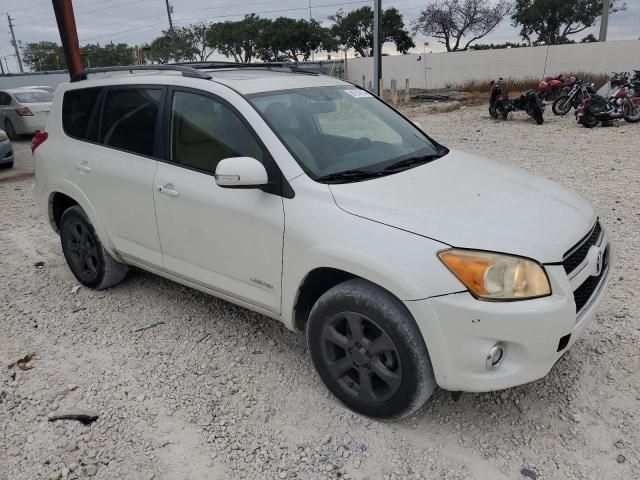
[
  {"xmin": 390, "ymin": 79, "xmax": 398, "ymax": 104},
  {"xmin": 380, "ymin": 79, "xmax": 384, "ymax": 99},
  {"xmin": 404, "ymin": 79, "xmax": 410, "ymax": 104},
  {"xmin": 368, "ymin": 80, "xmax": 373, "ymax": 92},
  {"xmin": 362, "ymin": 75, "xmax": 366, "ymax": 88}
]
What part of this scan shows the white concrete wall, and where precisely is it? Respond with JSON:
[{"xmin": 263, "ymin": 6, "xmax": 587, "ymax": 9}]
[
  {"xmin": 347, "ymin": 40, "xmax": 640, "ymax": 90},
  {"xmin": 0, "ymin": 72, "xmax": 69, "ymax": 89}
]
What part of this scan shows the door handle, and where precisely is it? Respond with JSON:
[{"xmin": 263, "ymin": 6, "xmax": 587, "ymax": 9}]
[
  {"xmin": 75, "ymin": 162, "xmax": 91, "ymax": 173},
  {"xmin": 156, "ymin": 184, "xmax": 180, "ymax": 197}
]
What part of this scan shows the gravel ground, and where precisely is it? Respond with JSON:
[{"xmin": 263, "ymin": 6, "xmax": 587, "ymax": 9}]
[{"xmin": 1, "ymin": 105, "xmax": 639, "ymax": 480}]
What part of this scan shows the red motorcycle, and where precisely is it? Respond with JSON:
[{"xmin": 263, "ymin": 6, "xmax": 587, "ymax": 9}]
[
  {"xmin": 537, "ymin": 74, "xmax": 576, "ymax": 101},
  {"xmin": 575, "ymin": 79, "xmax": 640, "ymax": 127}
]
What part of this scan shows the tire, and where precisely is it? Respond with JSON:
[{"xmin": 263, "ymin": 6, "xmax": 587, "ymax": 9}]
[
  {"xmin": 0, "ymin": 161, "xmax": 13, "ymax": 169},
  {"xmin": 306, "ymin": 278, "xmax": 437, "ymax": 419},
  {"xmin": 60, "ymin": 205, "xmax": 128, "ymax": 289},
  {"xmin": 4, "ymin": 119, "xmax": 18, "ymax": 140},
  {"xmin": 579, "ymin": 115, "xmax": 598, "ymax": 128},
  {"xmin": 489, "ymin": 106, "xmax": 498, "ymax": 119},
  {"xmin": 552, "ymin": 96, "xmax": 572, "ymax": 115},
  {"xmin": 624, "ymin": 101, "xmax": 640, "ymax": 123}
]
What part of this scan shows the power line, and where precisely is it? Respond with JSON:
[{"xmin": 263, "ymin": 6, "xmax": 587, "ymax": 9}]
[{"xmin": 13, "ymin": 0, "xmax": 157, "ymax": 24}]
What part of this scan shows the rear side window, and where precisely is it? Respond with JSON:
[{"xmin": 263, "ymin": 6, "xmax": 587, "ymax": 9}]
[
  {"xmin": 62, "ymin": 88, "xmax": 102, "ymax": 139},
  {"xmin": 99, "ymin": 88, "xmax": 161, "ymax": 157},
  {"xmin": 0, "ymin": 92, "xmax": 12, "ymax": 106}
]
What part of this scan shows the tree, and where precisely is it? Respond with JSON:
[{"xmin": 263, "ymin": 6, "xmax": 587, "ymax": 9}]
[
  {"xmin": 413, "ymin": 0, "xmax": 512, "ymax": 52},
  {"xmin": 185, "ymin": 22, "xmax": 214, "ymax": 61},
  {"xmin": 22, "ymin": 41, "xmax": 65, "ymax": 70},
  {"xmin": 329, "ymin": 7, "xmax": 415, "ymax": 57},
  {"xmin": 81, "ymin": 42, "xmax": 134, "ymax": 67},
  {"xmin": 257, "ymin": 18, "xmax": 336, "ymax": 62},
  {"xmin": 147, "ymin": 27, "xmax": 199, "ymax": 63},
  {"xmin": 512, "ymin": 0, "xmax": 624, "ymax": 45},
  {"xmin": 207, "ymin": 14, "xmax": 270, "ymax": 63}
]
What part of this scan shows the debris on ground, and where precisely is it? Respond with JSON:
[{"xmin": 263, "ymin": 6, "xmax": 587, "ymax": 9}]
[
  {"xmin": 131, "ymin": 321, "xmax": 165, "ymax": 333},
  {"xmin": 48, "ymin": 409, "xmax": 99, "ymax": 425},
  {"xmin": 7, "ymin": 353, "xmax": 36, "ymax": 371},
  {"xmin": 70, "ymin": 285, "xmax": 81, "ymax": 294},
  {"xmin": 34, "ymin": 261, "xmax": 45, "ymax": 268}
]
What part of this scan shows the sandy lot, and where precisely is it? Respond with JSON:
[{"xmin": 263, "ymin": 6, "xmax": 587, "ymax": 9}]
[{"xmin": 1, "ymin": 106, "xmax": 638, "ymax": 480}]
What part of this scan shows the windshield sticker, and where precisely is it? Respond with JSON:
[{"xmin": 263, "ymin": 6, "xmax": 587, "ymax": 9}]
[{"xmin": 344, "ymin": 89, "xmax": 373, "ymax": 98}]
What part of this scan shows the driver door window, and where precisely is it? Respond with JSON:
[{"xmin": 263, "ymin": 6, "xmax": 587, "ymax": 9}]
[{"xmin": 169, "ymin": 91, "xmax": 264, "ymax": 173}]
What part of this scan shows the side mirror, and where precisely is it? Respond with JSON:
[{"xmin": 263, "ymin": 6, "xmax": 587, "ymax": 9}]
[{"xmin": 214, "ymin": 157, "xmax": 268, "ymax": 188}]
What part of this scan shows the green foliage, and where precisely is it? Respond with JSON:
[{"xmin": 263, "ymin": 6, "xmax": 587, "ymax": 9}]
[
  {"xmin": 257, "ymin": 17, "xmax": 337, "ymax": 62},
  {"xmin": 207, "ymin": 14, "xmax": 270, "ymax": 63},
  {"xmin": 146, "ymin": 27, "xmax": 200, "ymax": 63},
  {"xmin": 512, "ymin": 0, "xmax": 624, "ymax": 45},
  {"xmin": 22, "ymin": 41, "xmax": 65, "ymax": 71},
  {"xmin": 81, "ymin": 43, "xmax": 134, "ymax": 67},
  {"xmin": 329, "ymin": 7, "xmax": 415, "ymax": 57}
]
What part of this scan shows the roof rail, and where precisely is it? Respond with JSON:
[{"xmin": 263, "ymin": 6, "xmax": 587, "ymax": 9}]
[
  {"xmin": 81, "ymin": 64, "xmax": 212, "ymax": 80},
  {"xmin": 172, "ymin": 61, "xmax": 318, "ymax": 75}
]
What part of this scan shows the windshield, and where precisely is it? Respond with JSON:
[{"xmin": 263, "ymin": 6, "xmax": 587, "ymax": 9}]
[
  {"xmin": 248, "ymin": 86, "xmax": 446, "ymax": 181},
  {"xmin": 14, "ymin": 91, "xmax": 53, "ymax": 103}
]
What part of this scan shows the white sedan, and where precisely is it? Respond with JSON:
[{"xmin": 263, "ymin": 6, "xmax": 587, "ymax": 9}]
[{"xmin": 0, "ymin": 88, "xmax": 53, "ymax": 139}]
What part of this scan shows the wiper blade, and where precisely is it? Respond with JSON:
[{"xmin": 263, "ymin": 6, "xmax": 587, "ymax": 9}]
[
  {"xmin": 316, "ymin": 169, "xmax": 386, "ymax": 184},
  {"xmin": 383, "ymin": 153, "xmax": 445, "ymax": 172}
]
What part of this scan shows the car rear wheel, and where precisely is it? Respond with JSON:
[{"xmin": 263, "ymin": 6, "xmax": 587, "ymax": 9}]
[
  {"xmin": 4, "ymin": 119, "xmax": 18, "ymax": 140},
  {"xmin": 60, "ymin": 206, "xmax": 128, "ymax": 289},
  {"xmin": 307, "ymin": 279, "xmax": 437, "ymax": 419}
]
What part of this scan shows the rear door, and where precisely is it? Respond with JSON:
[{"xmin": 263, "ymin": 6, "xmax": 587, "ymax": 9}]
[{"xmin": 64, "ymin": 85, "xmax": 165, "ymax": 266}]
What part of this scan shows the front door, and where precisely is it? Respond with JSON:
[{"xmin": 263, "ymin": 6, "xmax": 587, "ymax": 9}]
[{"xmin": 153, "ymin": 89, "xmax": 284, "ymax": 313}]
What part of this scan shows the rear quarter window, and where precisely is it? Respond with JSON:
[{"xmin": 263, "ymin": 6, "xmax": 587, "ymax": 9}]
[{"xmin": 62, "ymin": 88, "xmax": 102, "ymax": 139}]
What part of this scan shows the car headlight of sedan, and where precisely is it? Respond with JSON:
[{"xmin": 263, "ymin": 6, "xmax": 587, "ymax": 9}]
[
  {"xmin": 0, "ymin": 130, "xmax": 7, "ymax": 142},
  {"xmin": 438, "ymin": 249, "xmax": 551, "ymax": 300}
]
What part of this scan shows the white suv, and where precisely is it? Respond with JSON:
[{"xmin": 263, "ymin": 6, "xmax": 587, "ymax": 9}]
[{"xmin": 34, "ymin": 64, "xmax": 610, "ymax": 419}]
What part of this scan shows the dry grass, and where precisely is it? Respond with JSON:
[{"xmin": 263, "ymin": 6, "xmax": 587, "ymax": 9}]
[{"xmin": 452, "ymin": 71, "xmax": 611, "ymax": 93}]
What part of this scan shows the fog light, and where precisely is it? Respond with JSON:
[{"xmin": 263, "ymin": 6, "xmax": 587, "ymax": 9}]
[{"xmin": 485, "ymin": 344, "xmax": 504, "ymax": 370}]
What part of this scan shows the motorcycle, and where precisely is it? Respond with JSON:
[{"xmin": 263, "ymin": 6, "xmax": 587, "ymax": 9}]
[
  {"xmin": 575, "ymin": 79, "xmax": 640, "ymax": 128},
  {"xmin": 552, "ymin": 80, "xmax": 596, "ymax": 115},
  {"xmin": 489, "ymin": 78, "xmax": 544, "ymax": 125},
  {"xmin": 537, "ymin": 74, "xmax": 576, "ymax": 102}
]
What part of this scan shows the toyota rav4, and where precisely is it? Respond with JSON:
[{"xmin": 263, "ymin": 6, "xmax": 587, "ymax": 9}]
[{"xmin": 33, "ymin": 64, "xmax": 610, "ymax": 419}]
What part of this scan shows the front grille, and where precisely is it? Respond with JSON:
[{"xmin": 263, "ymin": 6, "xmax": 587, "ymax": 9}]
[
  {"xmin": 562, "ymin": 221, "xmax": 601, "ymax": 274},
  {"xmin": 573, "ymin": 247, "xmax": 608, "ymax": 314}
]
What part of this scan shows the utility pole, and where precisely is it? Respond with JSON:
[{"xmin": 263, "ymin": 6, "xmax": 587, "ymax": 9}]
[
  {"xmin": 164, "ymin": 0, "xmax": 175, "ymax": 62},
  {"xmin": 164, "ymin": 0, "xmax": 174, "ymax": 30},
  {"xmin": 599, "ymin": 0, "xmax": 610, "ymax": 41},
  {"xmin": 7, "ymin": 14, "xmax": 24, "ymax": 73},
  {"xmin": 373, "ymin": 0, "xmax": 381, "ymax": 95}
]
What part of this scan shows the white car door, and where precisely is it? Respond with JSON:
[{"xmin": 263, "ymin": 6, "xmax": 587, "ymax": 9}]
[
  {"xmin": 69, "ymin": 86, "xmax": 164, "ymax": 266},
  {"xmin": 153, "ymin": 88, "xmax": 285, "ymax": 314}
]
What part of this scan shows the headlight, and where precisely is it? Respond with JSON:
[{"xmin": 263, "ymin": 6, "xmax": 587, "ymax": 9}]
[
  {"xmin": 0, "ymin": 130, "xmax": 7, "ymax": 142},
  {"xmin": 438, "ymin": 249, "xmax": 551, "ymax": 300}
]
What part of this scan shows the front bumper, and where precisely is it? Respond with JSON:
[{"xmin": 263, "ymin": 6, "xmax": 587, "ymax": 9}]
[{"xmin": 405, "ymin": 243, "xmax": 610, "ymax": 392}]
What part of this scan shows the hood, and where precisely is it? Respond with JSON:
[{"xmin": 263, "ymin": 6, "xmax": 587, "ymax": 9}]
[{"xmin": 329, "ymin": 150, "xmax": 595, "ymax": 263}]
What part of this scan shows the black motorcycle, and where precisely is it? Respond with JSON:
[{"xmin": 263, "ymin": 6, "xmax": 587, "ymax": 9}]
[
  {"xmin": 552, "ymin": 80, "xmax": 596, "ymax": 115},
  {"xmin": 489, "ymin": 79, "xmax": 544, "ymax": 125}
]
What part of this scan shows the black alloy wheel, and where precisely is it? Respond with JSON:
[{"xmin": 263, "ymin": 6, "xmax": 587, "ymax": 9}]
[
  {"xmin": 307, "ymin": 279, "xmax": 437, "ymax": 419},
  {"xmin": 62, "ymin": 217, "xmax": 100, "ymax": 284},
  {"xmin": 60, "ymin": 205, "xmax": 128, "ymax": 289},
  {"xmin": 320, "ymin": 311, "xmax": 402, "ymax": 404}
]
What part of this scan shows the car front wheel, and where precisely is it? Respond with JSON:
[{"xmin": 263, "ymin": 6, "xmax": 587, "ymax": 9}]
[
  {"xmin": 60, "ymin": 205, "xmax": 128, "ymax": 289},
  {"xmin": 307, "ymin": 279, "xmax": 437, "ymax": 419}
]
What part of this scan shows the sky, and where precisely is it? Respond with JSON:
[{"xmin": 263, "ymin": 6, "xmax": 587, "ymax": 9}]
[{"xmin": 0, "ymin": 0, "xmax": 638, "ymax": 72}]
